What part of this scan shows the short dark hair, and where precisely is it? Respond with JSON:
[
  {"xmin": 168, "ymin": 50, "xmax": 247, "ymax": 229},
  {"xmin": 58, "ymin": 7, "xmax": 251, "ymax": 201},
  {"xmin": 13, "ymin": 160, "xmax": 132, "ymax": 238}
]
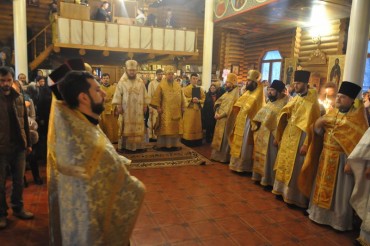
[
  {"xmin": 156, "ymin": 69, "xmax": 163, "ymax": 74},
  {"xmin": 190, "ymin": 73, "xmax": 198, "ymax": 78},
  {"xmin": 101, "ymin": 73, "xmax": 110, "ymax": 78},
  {"xmin": 58, "ymin": 71, "xmax": 95, "ymax": 109},
  {"xmin": 0, "ymin": 66, "xmax": 14, "ymax": 78},
  {"xmin": 35, "ymin": 76, "xmax": 45, "ymax": 82}
]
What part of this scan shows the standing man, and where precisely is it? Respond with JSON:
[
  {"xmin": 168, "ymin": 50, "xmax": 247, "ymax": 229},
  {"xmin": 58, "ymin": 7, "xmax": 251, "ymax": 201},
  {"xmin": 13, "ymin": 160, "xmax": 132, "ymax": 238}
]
[
  {"xmin": 113, "ymin": 60, "xmax": 149, "ymax": 152},
  {"xmin": 95, "ymin": 1, "xmax": 112, "ymax": 22},
  {"xmin": 272, "ymin": 70, "xmax": 320, "ymax": 208},
  {"xmin": 47, "ymin": 65, "xmax": 145, "ymax": 245},
  {"xmin": 150, "ymin": 66, "xmax": 187, "ymax": 150},
  {"xmin": 147, "ymin": 69, "xmax": 163, "ymax": 142},
  {"xmin": 302, "ymin": 82, "xmax": 368, "ymax": 231},
  {"xmin": 252, "ymin": 80, "xmax": 288, "ymax": 187},
  {"xmin": 182, "ymin": 73, "xmax": 205, "ymax": 146},
  {"xmin": 17, "ymin": 73, "xmax": 28, "ymax": 87},
  {"xmin": 0, "ymin": 66, "xmax": 34, "ymax": 229},
  {"xmin": 210, "ymin": 73, "xmax": 239, "ymax": 163},
  {"xmin": 99, "ymin": 73, "xmax": 119, "ymax": 144},
  {"xmin": 229, "ymin": 70, "xmax": 265, "ymax": 172}
]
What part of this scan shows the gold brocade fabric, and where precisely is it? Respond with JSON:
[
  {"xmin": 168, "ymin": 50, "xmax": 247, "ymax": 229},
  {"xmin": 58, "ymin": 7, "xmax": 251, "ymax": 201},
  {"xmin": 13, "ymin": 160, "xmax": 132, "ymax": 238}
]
[
  {"xmin": 229, "ymin": 83, "xmax": 265, "ymax": 158},
  {"xmin": 47, "ymin": 98, "xmax": 145, "ymax": 246},
  {"xmin": 252, "ymin": 96, "xmax": 288, "ymax": 176},
  {"xmin": 150, "ymin": 79, "xmax": 187, "ymax": 136},
  {"xmin": 182, "ymin": 85, "xmax": 205, "ymax": 140},
  {"xmin": 99, "ymin": 84, "xmax": 119, "ymax": 143},
  {"xmin": 148, "ymin": 80, "xmax": 161, "ymax": 139},
  {"xmin": 112, "ymin": 74, "xmax": 149, "ymax": 139},
  {"xmin": 274, "ymin": 89, "xmax": 320, "ymax": 185},
  {"xmin": 211, "ymin": 88, "xmax": 239, "ymax": 151},
  {"xmin": 311, "ymin": 105, "xmax": 368, "ymax": 209}
]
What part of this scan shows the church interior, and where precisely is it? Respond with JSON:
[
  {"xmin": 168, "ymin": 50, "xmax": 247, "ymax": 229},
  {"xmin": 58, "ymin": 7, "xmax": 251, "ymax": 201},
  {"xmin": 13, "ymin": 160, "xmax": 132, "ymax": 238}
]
[{"xmin": 0, "ymin": 0, "xmax": 370, "ymax": 245}]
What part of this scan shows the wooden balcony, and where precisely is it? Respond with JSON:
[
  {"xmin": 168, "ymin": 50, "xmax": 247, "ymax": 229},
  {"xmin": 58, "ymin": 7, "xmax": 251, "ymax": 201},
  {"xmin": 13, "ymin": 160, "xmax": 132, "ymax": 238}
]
[{"xmin": 54, "ymin": 17, "xmax": 199, "ymax": 56}]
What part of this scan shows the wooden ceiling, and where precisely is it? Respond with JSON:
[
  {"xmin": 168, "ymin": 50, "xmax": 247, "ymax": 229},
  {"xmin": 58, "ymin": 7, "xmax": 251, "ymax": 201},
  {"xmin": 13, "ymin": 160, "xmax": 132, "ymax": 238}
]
[{"xmin": 214, "ymin": 0, "xmax": 352, "ymax": 39}]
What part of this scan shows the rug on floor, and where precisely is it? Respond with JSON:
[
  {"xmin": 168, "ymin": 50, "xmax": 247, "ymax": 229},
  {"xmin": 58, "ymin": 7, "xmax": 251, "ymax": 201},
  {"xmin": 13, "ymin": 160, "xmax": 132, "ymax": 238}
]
[{"xmin": 118, "ymin": 143, "xmax": 210, "ymax": 169}]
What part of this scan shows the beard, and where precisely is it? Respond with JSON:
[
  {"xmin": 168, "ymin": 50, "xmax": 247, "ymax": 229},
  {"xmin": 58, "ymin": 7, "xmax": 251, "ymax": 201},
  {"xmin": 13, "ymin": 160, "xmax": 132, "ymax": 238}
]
[
  {"xmin": 0, "ymin": 85, "xmax": 11, "ymax": 93},
  {"xmin": 87, "ymin": 93, "xmax": 105, "ymax": 115},
  {"xmin": 246, "ymin": 82, "xmax": 257, "ymax": 91},
  {"xmin": 127, "ymin": 74, "xmax": 136, "ymax": 80},
  {"xmin": 268, "ymin": 95, "xmax": 278, "ymax": 102}
]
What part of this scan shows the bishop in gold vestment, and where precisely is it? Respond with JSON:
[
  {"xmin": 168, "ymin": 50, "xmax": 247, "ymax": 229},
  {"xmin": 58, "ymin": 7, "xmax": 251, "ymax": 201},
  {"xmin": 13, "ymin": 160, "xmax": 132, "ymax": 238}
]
[
  {"xmin": 252, "ymin": 80, "xmax": 288, "ymax": 186},
  {"xmin": 211, "ymin": 73, "xmax": 239, "ymax": 163},
  {"xmin": 112, "ymin": 60, "xmax": 150, "ymax": 151},
  {"xmin": 229, "ymin": 70, "xmax": 265, "ymax": 172},
  {"xmin": 150, "ymin": 66, "xmax": 187, "ymax": 149},
  {"xmin": 147, "ymin": 69, "xmax": 163, "ymax": 141},
  {"xmin": 349, "ymin": 127, "xmax": 370, "ymax": 246},
  {"xmin": 47, "ymin": 69, "xmax": 145, "ymax": 246},
  {"xmin": 303, "ymin": 82, "xmax": 368, "ymax": 231},
  {"xmin": 272, "ymin": 70, "xmax": 320, "ymax": 208},
  {"xmin": 182, "ymin": 73, "xmax": 205, "ymax": 146},
  {"xmin": 99, "ymin": 73, "xmax": 119, "ymax": 143}
]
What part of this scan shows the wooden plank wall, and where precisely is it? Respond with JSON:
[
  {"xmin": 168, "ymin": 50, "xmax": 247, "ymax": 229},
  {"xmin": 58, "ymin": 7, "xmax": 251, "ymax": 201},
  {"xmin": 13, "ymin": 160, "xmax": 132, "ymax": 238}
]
[{"xmin": 297, "ymin": 19, "xmax": 344, "ymax": 85}]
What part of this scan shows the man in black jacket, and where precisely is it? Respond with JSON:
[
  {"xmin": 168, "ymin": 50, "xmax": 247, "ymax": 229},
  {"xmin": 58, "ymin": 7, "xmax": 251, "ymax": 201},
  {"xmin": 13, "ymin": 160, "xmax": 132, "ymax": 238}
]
[{"xmin": 0, "ymin": 66, "xmax": 34, "ymax": 229}]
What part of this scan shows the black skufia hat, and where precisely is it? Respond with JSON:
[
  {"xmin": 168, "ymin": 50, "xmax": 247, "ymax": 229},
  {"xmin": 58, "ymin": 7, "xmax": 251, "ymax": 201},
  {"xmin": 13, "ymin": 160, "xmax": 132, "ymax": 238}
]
[
  {"xmin": 48, "ymin": 58, "xmax": 86, "ymax": 99},
  {"xmin": 294, "ymin": 70, "xmax": 311, "ymax": 83},
  {"xmin": 269, "ymin": 80, "xmax": 285, "ymax": 93},
  {"xmin": 338, "ymin": 81, "xmax": 362, "ymax": 99}
]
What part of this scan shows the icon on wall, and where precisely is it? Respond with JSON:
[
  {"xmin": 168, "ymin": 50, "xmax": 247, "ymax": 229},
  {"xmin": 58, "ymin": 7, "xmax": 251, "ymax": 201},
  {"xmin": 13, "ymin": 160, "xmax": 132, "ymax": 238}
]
[{"xmin": 214, "ymin": 0, "xmax": 229, "ymax": 18}]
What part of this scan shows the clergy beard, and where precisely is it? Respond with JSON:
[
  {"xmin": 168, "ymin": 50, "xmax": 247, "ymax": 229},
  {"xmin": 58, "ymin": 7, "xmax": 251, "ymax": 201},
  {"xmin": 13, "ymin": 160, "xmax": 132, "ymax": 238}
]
[
  {"xmin": 268, "ymin": 95, "xmax": 277, "ymax": 102},
  {"xmin": 127, "ymin": 74, "xmax": 136, "ymax": 80},
  {"xmin": 88, "ymin": 93, "xmax": 105, "ymax": 115},
  {"xmin": 226, "ymin": 86, "xmax": 235, "ymax": 92},
  {"xmin": 246, "ymin": 82, "xmax": 257, "ymax": 91}
]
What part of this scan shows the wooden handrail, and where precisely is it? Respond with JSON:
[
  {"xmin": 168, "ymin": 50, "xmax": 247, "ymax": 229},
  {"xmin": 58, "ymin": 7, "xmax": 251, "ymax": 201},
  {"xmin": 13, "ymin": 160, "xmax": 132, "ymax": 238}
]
[{"xmin": 27, "ymin": 22, "xmax": 53, "ymax": 45}]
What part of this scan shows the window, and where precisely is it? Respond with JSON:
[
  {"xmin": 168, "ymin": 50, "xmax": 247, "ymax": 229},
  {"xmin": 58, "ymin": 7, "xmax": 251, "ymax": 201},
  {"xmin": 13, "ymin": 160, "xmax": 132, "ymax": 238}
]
[
  {"xmin": 363, "ymin": 40, "xmax": 370, "ymax": 91},
  {"xmin": 260, "ymin": 50, "xmax": 282, "ymax": 83}
]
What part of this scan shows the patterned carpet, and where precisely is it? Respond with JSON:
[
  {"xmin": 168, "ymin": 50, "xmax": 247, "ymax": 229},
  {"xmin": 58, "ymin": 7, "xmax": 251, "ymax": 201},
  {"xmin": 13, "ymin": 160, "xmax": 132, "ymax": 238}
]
[{"xmin": 118, "ymin": 143, "xmax": 210, "ymax": 169}]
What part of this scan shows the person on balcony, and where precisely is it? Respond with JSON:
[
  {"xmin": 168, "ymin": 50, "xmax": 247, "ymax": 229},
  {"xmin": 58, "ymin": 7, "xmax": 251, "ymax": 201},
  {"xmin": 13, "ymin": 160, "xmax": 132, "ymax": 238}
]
[{"xmin": 95, "ymin": 1, "xmax": 111, "ymax": 22}]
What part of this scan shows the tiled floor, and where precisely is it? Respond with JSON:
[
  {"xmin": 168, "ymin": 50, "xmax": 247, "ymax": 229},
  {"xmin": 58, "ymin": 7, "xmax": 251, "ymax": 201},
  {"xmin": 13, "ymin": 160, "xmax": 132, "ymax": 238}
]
[{"xmin": 0, "ymin": 144, "xmax": 358, "ymax": 245}]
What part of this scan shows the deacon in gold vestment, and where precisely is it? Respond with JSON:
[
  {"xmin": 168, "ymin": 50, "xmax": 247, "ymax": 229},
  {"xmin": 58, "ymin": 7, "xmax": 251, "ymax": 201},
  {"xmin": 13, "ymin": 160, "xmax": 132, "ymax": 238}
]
[
  {"xmin": 349, "ymin": 127, "xmax": 370, "ymax": 246},
  {"xmin": 112, "ymin": 60, "xmax": 150, "ymax": 151},
  {"xmin": 272, "ymin": 70, "xmax": 320, "ymax": 208},
  {"xmin": 303, "ymin": 82, "xmax": 368, "ymax": 231},
  {"xmin": 150, "ymin": 66, "xmax": 187, "ymax": 149},
  {"xmin": 229, "ymin": 70, "xmax": 265, "ymax": 172},
  {"xmin": 182, "ymin": 73, "xmax": 205, "ymax": 146},
  {"xmin": 147, "ymin": 69, "xmax": 163, "ymax": 141},
  {"xmin": 211, "ymin": 73, "xmax": 239, "ymax": 163},
  {"xmin": 47, "ymin": 69, "xmax": 145, "ymax": 246},
  {"xmin": 251, "ymin": 80, "xmax": 288, "ymax": 186},
  {"xmin": 99, "ymin": 73, "xmax": 119, "ymax": 143}
]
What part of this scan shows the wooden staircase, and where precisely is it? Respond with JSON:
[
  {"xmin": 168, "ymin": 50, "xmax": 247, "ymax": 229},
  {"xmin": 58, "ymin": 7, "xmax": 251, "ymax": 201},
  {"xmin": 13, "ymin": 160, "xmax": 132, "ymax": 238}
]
[{"xmin": 27, "ymin": 22, "xmax": 54, "ymax": 71}]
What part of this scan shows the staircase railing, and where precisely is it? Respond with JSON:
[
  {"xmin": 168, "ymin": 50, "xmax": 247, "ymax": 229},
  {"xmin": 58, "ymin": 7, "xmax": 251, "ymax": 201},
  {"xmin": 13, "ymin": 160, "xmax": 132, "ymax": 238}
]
[{"xmin": 27, "ymin": 22, "xmax": 53, "ymax": 61}]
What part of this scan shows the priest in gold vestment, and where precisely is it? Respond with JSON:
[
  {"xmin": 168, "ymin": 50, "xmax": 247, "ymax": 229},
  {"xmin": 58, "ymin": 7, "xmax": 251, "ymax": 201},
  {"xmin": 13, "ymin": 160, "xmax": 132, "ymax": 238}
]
[
  {"xmin": 112, "ymin": 60, "xmax": 150, "ymax": 152},
  {"xmin": 272, "ymin": 70, "xmax": 320, "ymax": 208},
  {"xmin": 210, "ymin": 73, "xmax": 239, "ymax": 163},
  {"xmin": 229, "ymin": 70, "xmax": 265, "ymax": 172},
  {"xmin": 349, "ymin": 127, "xmax": 370, "ymax": 245},
  {"xmin": 182, "ymin": 73, "xmax": 205, "ymax": 146},
  {"xmin": 147, "ymin": 69, "xmax": 163, "ymax": 141},
  {"xmin": 302, "ymin": 82, "xmax": 368, "ymax": 231},
  {"xmin": 251, "ymin": 80, "xmax": 288, "ymax": 187},
  {"xmin": 150, "ymin": 66, "xmax": 187, "ymax": 150},
  {"xmin": 47, "ymin": 67, "xmax": 145, "ymax": 246},
  {"xmin": 99, "ymin": 73, "xmax": 119, "ymax": 143}
]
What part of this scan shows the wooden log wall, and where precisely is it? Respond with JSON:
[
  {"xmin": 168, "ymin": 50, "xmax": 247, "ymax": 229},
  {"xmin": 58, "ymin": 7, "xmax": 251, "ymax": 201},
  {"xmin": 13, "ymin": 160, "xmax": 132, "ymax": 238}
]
[
  {"xmin": 0, "ymin": 0, "xmax": 50, "ymax": 46},
  {"xmin": 217, "ymin": 29, "xmax": 296, "ymax": 82},
  {"xmin": 297, "ymin": 19, "xmax": 345, "ymax": 85}
]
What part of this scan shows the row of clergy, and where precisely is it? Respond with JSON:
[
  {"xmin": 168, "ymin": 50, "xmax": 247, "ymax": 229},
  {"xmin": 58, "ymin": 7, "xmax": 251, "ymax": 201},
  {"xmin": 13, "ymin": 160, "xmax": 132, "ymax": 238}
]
[
  {"xmin": 209, "ymin": 69, "xmax": 370, "ymax": 244},
  {"xmin": 98, "ymin": 59, "xmax": 206, "ymax": 151}
]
